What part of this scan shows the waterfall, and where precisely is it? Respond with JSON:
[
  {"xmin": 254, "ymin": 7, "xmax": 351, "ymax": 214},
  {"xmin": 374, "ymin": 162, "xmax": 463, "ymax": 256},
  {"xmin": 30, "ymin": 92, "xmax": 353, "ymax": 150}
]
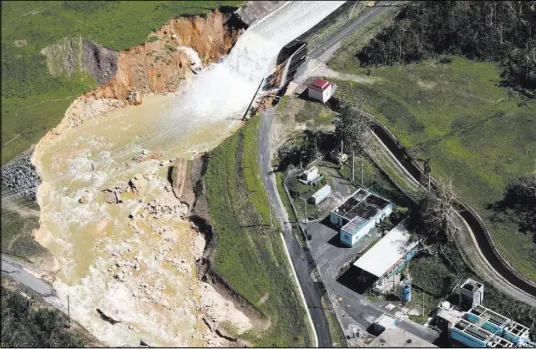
[{"xmin": 167, "ymin": 1, "xmax": 345, "ymax": 125}]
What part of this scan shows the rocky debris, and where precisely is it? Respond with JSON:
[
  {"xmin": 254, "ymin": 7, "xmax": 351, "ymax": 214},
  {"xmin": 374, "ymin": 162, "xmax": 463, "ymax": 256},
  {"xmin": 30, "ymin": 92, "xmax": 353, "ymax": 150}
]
[
  {"xmin": 132, "ymin": 151, "xmax": 163, "ymax": 164},
  {"xmin": 129, "ymin": 174, "xmax": 148, "ymax": 194},
  {"xmin": 198, "ymin": 283, "xmax": 253, "ymax": 336},
  {"xmin": 78, "ymin": 191, "xmax": 90, "ymax": 204},
  {"xmin": 129, "ymin": 221, "xmax": 145, "ymax": 235},
  {"xmin": 102, "ymin": 189, "xmax": 121, "ymax": 204},
  {"xmin": 131, "ymin": 280, "xmax": 170, "ymax": 309},
  {"xmin": 101, "ymin": 178, "xmax": 145, "ymax": 204},
  {"xmin": 1, "ymin": 154, "xmax": 41, "ymax": 201},
  {"xmin": 143, "ymin": 195, "xmax": 189, "ymax": 220},
  {"xmin": 150, "ymin": 224, "xmax": 172, "ymax": 235},
  {"xmin": 170, "ymin": 158, "xmax": 187, "ymax": 200},
  {"xmin": 166, "ymin": 256, "xmax": 192, "ymax": 275},
  {"xmin": 97, "ymin": 308, "xmax": 121, "ymax": 325},
  {"xmin": 126, "ymin": 89, "xmax": 142, "ymax": 105},
  {"xmin": 14, "ymin": 39, "xmax": 27, "ymax": 47}
]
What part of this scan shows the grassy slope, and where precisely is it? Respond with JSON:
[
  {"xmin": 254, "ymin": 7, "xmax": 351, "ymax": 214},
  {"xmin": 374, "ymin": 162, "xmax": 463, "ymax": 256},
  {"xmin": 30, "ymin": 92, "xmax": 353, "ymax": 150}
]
[
  {"xmin": 1, "ymin": 1, "xmax": 244, "ymax": 164},
  {"xmin": 1, "ymin": 279, "xmax": 99, "ymax": 347},
  {"xmin": 330, "ymin": 57, "xmax": 536, "ymax": 282},
  {"xmin": 1, "ymin": 185, "xmax": 47, "ymax": 258},
  {"xmin": 204, "ymin": 117, "xmax": 309, "ymax": 347}
]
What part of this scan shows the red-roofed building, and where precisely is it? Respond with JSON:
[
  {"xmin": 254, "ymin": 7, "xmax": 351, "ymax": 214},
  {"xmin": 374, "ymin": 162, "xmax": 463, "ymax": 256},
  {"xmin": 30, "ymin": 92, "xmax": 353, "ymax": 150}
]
[{"xmin": 308, "ymin": 78, "xmax": 333, "ymax": 103}]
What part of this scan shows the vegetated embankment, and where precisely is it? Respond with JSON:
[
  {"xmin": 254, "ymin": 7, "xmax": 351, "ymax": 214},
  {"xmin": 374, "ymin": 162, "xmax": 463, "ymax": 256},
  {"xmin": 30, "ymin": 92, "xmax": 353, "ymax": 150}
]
[
  {"xmin": 368, "ymin": 113, "xmax": 536, "ymax": 299},
  {"xmin": 195, "ymin": 116, "xmax": 311, "ymax": 347}
]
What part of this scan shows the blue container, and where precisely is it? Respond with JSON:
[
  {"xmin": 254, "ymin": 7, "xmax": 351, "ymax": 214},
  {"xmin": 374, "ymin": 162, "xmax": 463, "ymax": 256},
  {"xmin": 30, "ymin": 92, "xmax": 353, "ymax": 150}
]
[{"xmin": 400, "ymin": 283, "xmax": 412, "ymax": 303}]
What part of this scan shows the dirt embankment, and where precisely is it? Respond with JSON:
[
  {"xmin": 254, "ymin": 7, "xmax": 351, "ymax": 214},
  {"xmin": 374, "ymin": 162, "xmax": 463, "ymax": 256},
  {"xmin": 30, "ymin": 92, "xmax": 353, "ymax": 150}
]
[
  {"xmin": 92, "ymin": 10, "xmax": 244, "ymax": 101},
  {"xmin": 40, "ymin": 9, "xmax": 245, "ymax": 138}
]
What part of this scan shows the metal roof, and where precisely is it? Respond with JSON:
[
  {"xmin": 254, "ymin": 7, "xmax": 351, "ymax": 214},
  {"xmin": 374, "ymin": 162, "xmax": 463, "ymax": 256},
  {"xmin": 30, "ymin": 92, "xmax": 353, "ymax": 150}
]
[
  {"xmin": 309, "ymin": 78, "xmax": 331, "ymax": 91},
  {"xmin": 332, "ymin": 188, "xmax": 390, "ymax": 222},
  {"xmin": 353, "ymin": 220, "xmax": 418, "ymax": 278}
]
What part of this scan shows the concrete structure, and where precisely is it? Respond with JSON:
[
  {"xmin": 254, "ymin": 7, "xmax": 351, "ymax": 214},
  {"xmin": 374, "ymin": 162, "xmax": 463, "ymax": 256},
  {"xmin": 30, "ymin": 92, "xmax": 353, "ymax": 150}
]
[
  {"xmin": 353, "ymin": 219, "xmax": 419, "ymax": 293},
  {"xmin": 368, "ymin": 326, "xmax": 438, "ymax": 347},
  {"xmin": 436, "ymin": 298, "xmax": 535, "ymax": 348},
  {"xmin": 308, "ymin": 78, "xmax": 333, "ymax": 103},
  {"xmin": 330, "ymin": 188, "xmax": 393, "ymax": 247},
  {"xmin": 309, "ymin": 184, "xmax": 331, "ymax": 205},
  {"xmin": 301, "ymin": 166, "xmax": 319, "ymax": 183},
  {"xmin": 459, "ymin": 278, "xmax": 484, "ymax": 311},
  {"xmin": 373, "ymin": 313, "xmax": 397, "ymax": 334}
]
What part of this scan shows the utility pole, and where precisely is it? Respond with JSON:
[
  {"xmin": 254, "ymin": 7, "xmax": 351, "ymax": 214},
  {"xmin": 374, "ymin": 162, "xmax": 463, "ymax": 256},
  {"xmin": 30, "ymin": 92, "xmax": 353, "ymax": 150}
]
[
  {"xmin": 422, "ymin": 292, "xmax": 425, "ymax": 317},
  {"xmin": 352, "ymin": 151, "xmax": 355, "ymax": 182},
  {"xmin": 300, "ymin": 197, "xmax": 308, "ymax": 224},
  {"xmin": 67, "ymin": 295, "xmax": 71, "ymax": 328},
  {"xmin": 270, "ymin": 205, "xmax": 273, "ymax": 228},
  {"xmin": 340, "ymin": 140, "xmax": 344, "ymax": 167},
  {"xmin": 361, "ymin": 159, "xmax": 364, "ymax": 186},
  {"xmin": 348, "ymin": 0, "xmax": 359, "ymax": 20}
]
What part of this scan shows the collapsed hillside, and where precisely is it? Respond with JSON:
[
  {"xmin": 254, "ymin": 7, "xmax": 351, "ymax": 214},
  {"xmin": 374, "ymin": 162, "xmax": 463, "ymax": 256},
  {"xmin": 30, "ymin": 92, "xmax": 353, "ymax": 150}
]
[{"xmin": 38, "ymin": 9, "xmax": 245, "ymax": 136}]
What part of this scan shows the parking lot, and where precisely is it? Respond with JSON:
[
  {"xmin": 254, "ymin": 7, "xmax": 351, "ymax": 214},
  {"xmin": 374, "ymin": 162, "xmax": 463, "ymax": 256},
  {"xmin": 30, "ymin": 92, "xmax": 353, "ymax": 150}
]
[{"xmin": 288, "ymin": 165, "xmax": 440, "ymax": 344}]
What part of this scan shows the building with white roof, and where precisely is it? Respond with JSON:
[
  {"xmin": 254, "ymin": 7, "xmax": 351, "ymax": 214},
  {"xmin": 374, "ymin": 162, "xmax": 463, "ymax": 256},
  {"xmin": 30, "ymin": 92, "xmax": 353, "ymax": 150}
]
[{"xmin": 353, "ymin": 219, "xmax": 418, "ymax": 293}]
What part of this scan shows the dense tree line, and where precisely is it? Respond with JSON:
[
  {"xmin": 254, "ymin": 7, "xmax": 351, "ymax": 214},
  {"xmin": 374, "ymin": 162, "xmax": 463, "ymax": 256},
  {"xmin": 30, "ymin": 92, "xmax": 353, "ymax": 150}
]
[
  {"xmin": 503, "ymin": 173, "xmax": 536, "ymax": 237},
  {"xmin": 1, "ymin": 286, "xmax": 89, "ymax": 347},
  {"xmin": 358, "ymin": 1, "xmax": 536, "ymax": 93}
]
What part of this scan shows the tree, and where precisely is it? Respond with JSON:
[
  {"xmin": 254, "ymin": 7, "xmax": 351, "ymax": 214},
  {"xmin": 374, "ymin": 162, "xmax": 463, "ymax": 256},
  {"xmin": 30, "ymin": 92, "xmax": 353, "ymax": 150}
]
[
  {"xmin": 334, "ymin": 103, "xmax": 371, "ymax": 156},
  {"xmin": 503, "ymin": 173, "xmax": 536, "ymax": 235},
  {"xmin": 410, "ymin": 180, "xmax": 458, "ymax": 246}
]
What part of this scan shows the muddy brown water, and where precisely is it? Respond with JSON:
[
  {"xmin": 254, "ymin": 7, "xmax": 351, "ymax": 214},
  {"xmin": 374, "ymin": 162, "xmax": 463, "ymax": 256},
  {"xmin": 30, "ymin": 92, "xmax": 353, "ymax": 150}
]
[{"xmin": 32, "ymin": 94, "xmax": 241, "ymax": 347}]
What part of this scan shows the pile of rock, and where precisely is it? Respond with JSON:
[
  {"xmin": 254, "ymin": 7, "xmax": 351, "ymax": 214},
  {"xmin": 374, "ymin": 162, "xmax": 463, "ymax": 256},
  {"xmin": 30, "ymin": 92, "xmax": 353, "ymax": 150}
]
[
  {"xmin": 1, "ymin": 154, "xmax": 41, "ymax": 201},
  {"xmin": 144, "ymin": 196, "xmax": 189, "ymax": 220}
]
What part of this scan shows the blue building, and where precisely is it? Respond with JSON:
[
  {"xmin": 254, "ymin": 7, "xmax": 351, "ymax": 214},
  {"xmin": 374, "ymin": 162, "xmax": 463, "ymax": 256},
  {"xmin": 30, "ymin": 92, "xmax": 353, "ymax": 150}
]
[
  {"xmin": 437, "ymin": 302, "xmax": 534, "ymax": 348},
  {"xmin": 329, "ymin": 188, "xmax": 393, "ymax": 247}
]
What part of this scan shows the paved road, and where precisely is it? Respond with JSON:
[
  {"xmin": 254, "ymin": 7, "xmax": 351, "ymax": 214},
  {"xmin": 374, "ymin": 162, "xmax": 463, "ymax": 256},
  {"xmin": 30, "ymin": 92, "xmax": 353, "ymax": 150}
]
[
  {"xmin": 1, "ymin": 254, "xmax": 57, "ymax": 298},
  {"xmin": 258, "ymin": 107, "xmax": 333, "ymax": 347},
  {"xmin": 255, "ymin": 3, "xmax": 413, "ymax": 346},
  {"xmin": 308, "ymin": 1, "xmax": 402, "ymax": 60}
]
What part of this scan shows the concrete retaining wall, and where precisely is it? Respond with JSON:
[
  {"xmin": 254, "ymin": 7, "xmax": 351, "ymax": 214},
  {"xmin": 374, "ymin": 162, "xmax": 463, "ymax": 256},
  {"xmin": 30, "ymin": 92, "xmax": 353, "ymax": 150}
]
[{"xmin": 234, "ymin": 1, "xmax": 286, "ymax": 26}]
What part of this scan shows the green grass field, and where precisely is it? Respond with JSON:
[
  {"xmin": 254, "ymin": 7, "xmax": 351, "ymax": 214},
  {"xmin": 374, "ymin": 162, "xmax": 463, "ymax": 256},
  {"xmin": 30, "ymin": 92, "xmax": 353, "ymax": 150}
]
[
  {"xmin": 330, "ymin": 57, "xmax": 536, "ymax": 282},
  {"xmin": 1, "ymin": 1, "xmax": 243, "ymax": 164},
  {"xmin": 204, "ymin": 116, "xmax": 311, "ymax": 347},
  {"xmin": 1, "ymin": 186, "xmax": 47, "ymax": 259}
]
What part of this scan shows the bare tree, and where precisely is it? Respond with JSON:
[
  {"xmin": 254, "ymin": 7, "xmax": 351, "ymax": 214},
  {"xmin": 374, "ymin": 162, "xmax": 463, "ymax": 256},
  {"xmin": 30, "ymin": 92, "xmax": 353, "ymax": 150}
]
[
  {"xmin": 334, "ymin": 103, "xmax": 372, "ymax": 156},
  {"xmin": 410, "ymin": 179, "xmax": 458, "ymax": 246}
]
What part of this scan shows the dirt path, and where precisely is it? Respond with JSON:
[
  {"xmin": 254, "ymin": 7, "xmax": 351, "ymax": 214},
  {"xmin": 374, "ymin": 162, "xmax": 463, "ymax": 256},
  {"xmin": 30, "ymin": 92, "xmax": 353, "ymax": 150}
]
[{"xmin": 316, "ymin": 63, "xmax": 381, "ymax": 84}]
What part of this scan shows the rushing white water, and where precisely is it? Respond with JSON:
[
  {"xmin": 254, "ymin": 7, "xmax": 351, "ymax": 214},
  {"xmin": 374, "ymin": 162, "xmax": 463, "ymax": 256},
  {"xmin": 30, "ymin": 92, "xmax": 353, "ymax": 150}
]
[
  {"xmin": 165, "ymin": 1, "xmax": 345, "ymax": 127},
  {"xmin": 32, "ymin": 1, "xmax": 346, "ymax": 347}
]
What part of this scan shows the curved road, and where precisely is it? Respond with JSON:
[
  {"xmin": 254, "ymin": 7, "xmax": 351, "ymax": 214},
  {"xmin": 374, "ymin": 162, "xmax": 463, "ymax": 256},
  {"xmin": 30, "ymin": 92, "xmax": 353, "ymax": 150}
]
[{"xmin": 258, "ymin": 107, "xmax": 332, "ymax": 347}]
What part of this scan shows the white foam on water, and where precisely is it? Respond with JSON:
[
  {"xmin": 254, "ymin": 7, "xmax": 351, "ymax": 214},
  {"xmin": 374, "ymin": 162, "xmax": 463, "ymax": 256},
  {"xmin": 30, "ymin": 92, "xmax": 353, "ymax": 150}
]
[
  {"xmin": 164, "ymin": 1, "xmax": 345, "ymax": 127},
  {"xmin": 37, "ymin": 2, "xmax": 346, "ymax": 346}
]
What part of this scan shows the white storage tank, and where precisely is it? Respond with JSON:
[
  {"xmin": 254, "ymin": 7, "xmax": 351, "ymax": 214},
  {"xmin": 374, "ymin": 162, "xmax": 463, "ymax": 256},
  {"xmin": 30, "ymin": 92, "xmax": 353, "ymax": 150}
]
[{"xmin": 310, "ymin": 184, "xmax": 331, "ymax": 205}]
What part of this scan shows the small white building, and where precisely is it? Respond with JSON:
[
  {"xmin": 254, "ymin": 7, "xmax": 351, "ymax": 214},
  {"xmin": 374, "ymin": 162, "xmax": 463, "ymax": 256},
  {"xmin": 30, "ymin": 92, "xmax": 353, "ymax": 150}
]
[
  {"xmin": 300, "ymin": 166, "xmax": 323, "ymax": 185},
  {"xmin": 308, "ymin": 78, "xmax": 333, "ymax": 103},
  {"xmin": 310, "ymin": 184, "xmax": 331, "ymax": 205}
]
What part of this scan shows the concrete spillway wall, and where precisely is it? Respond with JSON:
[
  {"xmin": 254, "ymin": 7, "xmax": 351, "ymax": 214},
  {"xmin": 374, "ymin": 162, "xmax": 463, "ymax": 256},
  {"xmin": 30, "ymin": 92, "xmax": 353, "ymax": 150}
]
[{"xmin": 234, "ymin": 1, "xmax": 287, "ymax": 26}]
